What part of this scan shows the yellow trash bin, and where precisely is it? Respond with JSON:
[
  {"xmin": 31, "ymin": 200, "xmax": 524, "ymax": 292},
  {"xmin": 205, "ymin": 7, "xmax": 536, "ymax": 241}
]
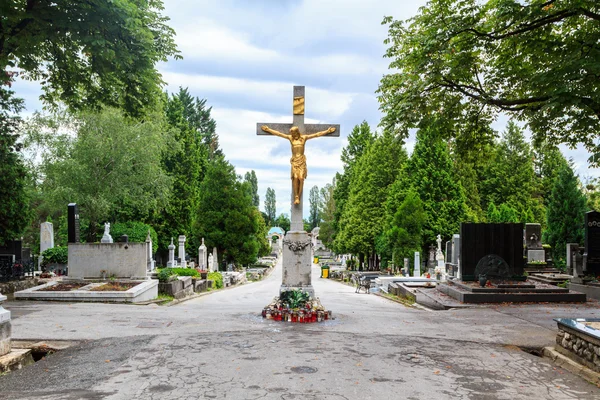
[{"xmin": 321, "ymin": 265, "xmax": 330, "ymax": 278}]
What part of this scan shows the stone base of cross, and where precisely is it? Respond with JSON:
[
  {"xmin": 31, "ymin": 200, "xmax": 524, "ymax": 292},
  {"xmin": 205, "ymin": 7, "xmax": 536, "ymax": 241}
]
[{"xmin": 256, "ymin": 86, "xmax": 340, "ymax": 298}]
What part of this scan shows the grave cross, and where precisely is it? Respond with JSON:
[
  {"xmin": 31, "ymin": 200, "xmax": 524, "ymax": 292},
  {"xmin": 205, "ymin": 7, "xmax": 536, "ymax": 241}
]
[{"xmin": 256, "ymin": 86, "xmax": 340, "ymax": 231}]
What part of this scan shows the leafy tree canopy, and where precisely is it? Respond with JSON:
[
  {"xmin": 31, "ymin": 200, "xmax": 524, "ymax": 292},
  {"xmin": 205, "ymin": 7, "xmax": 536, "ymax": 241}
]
[
  {"xmin": 378, "ymin": 0, "xmax": 600, "ymax": 158},
  {"xmin": 24, "ymin": 107, "xmax": 173, "ymax": 241},
  {"xmin": 1, "ymin": 0, "xmax": 181, "ymax": 116}
]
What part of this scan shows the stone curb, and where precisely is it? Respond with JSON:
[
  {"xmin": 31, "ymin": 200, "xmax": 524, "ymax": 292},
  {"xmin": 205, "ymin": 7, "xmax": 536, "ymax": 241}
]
[
  {"xmin": 374, "ymin": 291, "xmax": 432, "ymax": 311},
  {"xmin": 543, "ymin": 346, "xmax": 600, "ymax": 386}
]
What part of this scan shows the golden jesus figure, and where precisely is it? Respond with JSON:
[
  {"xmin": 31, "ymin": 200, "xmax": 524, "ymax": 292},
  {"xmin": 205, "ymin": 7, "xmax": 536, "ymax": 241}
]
[{"xmin": 261, "ymin": 125, "xmax": 336, "ymax": 204}]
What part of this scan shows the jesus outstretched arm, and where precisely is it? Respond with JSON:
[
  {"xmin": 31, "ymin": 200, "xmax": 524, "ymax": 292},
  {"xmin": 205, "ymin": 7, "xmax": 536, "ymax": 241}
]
[
  {"xmin": 261, "ymin": 125, "xmax": 290, "ymax": 140},
  {"xmin": 305, "ymin": 126, "xmax": 336, "ymax": 140}
]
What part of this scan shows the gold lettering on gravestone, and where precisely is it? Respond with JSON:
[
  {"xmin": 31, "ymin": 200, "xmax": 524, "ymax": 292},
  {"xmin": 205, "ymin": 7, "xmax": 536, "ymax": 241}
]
[{"xmin": 293, "ymin": 96, "xmax": 304, "ymax": 115}]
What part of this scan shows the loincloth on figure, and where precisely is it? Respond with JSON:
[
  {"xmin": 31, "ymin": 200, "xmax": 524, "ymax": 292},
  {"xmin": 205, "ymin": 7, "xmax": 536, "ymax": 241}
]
[{"xmin": 290, "ymin": 154, "xmax": 307, "ymax": 180}]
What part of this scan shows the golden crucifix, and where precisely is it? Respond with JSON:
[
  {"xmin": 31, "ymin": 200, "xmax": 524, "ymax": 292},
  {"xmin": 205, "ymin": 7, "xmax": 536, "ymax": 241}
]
[{"xmin": 256, "ymin": 86, "xmax": 340, "ymax": 207}]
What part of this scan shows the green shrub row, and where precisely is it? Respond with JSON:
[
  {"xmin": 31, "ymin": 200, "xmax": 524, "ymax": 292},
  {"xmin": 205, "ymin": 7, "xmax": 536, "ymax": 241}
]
[{"xmin": 40, "ymin": 247, "xmax": 68, "ymax": 266}]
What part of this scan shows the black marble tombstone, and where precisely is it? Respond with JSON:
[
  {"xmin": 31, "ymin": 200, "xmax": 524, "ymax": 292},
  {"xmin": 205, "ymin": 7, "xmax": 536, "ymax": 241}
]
[
  {"xmin": 0, "ymin": 240, "xmax": 22, "ymax": 262},
  {"xmin": 460, "ymin": 223, "xmax": 524, "ymax": 281},
  {"xmin": 68, "ymin": 203, "xmax": 80, "ymax": 243},
  {"xmin": 584, "ymin": 211, "xmax": 600, "ymax": 276}
]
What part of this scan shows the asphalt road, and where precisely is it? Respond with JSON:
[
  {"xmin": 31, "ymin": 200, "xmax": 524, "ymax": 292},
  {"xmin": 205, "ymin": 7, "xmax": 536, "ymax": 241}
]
[{"xmin": 1, "ymin": 259, "xmax": 599, "ymax": 399}]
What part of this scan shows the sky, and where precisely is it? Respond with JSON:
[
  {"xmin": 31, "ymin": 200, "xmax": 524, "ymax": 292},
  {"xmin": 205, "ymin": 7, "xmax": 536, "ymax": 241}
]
[{"xmin": 11, "ymin": 0, "xmax": 600, "ymax": 218}]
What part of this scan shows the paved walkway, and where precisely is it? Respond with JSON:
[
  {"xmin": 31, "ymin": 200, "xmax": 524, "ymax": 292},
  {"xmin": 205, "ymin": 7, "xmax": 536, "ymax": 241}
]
[{"xmin": 1, "ymin": 260, "xmax": 599, "ymax": 399}]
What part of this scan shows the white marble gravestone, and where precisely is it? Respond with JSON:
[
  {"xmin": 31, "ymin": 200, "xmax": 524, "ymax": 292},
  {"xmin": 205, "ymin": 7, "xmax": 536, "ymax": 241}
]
[
  {"xmin": 414, "ymin": 252, "xmax": 421, "ymax": 277},
  {"xmin": 146, "ymin": 231, "xmax": 155, "ymax": 272},
  {"xmin": 212, "ymin": 247, "xmax": 218, "ymax": 272},
  {"xmin": 0, "ymin": 293, "xmax": 11, "ymax": 356},
  {"xmin": 40, "ymin": 222, "xmax": 54, "ymax": 254},
  {"xmin": 198, "ymin": 238, "xmax": 207, "ymax": 270},
  {"xmin": 167, "ymin": 237, "xmax": 176, "ymax": 267},
  {"xmin": 178, "ymin": 235, "xmax": 187, "ymax": 268}
]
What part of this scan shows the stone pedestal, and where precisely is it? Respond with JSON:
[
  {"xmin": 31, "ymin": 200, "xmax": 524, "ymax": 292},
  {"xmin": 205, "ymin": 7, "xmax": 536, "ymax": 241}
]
[
  {"xmin": 167, "ymin": 238, "xmax": 176, "ymax": 267},
  {"xmin": 281, "ymin": 231, "xmax": 314, "ymax": 298},
  {"xmin": 527, "ymin": 249, "xmax": 545, "ymax": 263},
  {"xmin": 178, "ymin": 235, "xmax": 187, "ymax": 268},
  {"xmin": 0, "ymin": 294, "xmax": 11, "ymax": 357}
]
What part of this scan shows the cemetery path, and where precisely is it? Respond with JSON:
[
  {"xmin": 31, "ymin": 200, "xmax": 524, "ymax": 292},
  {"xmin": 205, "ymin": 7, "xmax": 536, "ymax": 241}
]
[{"xmin": 1, "ymin": 259, "xmax": 599, "ymax": 399}]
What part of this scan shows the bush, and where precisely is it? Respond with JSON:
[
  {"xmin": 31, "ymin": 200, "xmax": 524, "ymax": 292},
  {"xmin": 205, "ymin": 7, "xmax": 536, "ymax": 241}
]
[
  {"xmin": 41, "ymin": 247, "xmax": 68, "ymax": 267},
  {"xmin": 157, "ymin": 268, "xmax": 200, "ymax": 279},
  {"xmin": 110, "ymin": 221, "xmax": 158, "ymax": 244},
  {"xmin": 157, "ymin": 269, "xmax": 175, "ymax": 283},
  {"xmin": 208, "ymin": 271, "xmax": 223, "ymax": 289}
]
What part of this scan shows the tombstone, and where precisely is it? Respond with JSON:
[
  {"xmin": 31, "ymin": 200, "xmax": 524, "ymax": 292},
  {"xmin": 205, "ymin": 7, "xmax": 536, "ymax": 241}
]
[
  {"xmin": 101, "ymin": 222, "xmax": 114, "ymax": 243},
  {"xmin": 0, "ymin": 293, "xmax": 11, "ymax": 357},
  {"xmin": 525, "ymin": 223, "xmax": 542, "ymax": 248},
  {"xmin": 445, "ymin": 241, "xmax": 452, "ymax": 264},
  {"xmin": 414, "ymin": 252, "xmax": 421, "ymax": 277},
  {"xmin": 460, "ymin": 223, "xmax": 524, "ymax": 280},
  {"xmin": 0, "ymin": 240, "xmax": 21, "ymax": 263},
  {"xmin": 146, "ymin": 231, "xmax": 155, "ymax": 272},
  {"xmin": 67, "ymin": 203, "xmax": 80, "ymax": 243},
  {"xmin": 198, "ymin": 238, "xmax": 207, "ymax": 270},
  {"xmin": 451, "ymin": 234, "xmax": 460, "ymax": 265},
  {"xmin": 403, "ymin": 258, "xmax": 409, "ymax": 276},
  {"xmin": 436, "ymin": 234, "xmax": 445, "ymax": 268},
  {"xmin": 567, "ymin": 243, "xmax": 581, "ymax": 277},
  {"xmin": 427, "ymin": 245, "xmax": 436, "ymax": 269},
  {"xmin": 167, "ymin": 237, "xmax": 176, "ymax": 267},
  {"xmin": 208, "ymin": 254, "xmax": 214, "ymax": 272},
  {"xmin": 525, "ymin": 223, "xmax": 544, "ymax": 262},
  {"xmin": 178, "ymin": 235, "xmax": 187, "ymax": 268},
  {"xmin": 212, "ymin": 247, "xmax": 218, "ymax": 272},
  {"xmin": 40, "ymin": 222, "xmax": 54, "ymax": 255},
  {"xmin": 584, "ymin": 211, "xmax": 600, "ymax": 276}
]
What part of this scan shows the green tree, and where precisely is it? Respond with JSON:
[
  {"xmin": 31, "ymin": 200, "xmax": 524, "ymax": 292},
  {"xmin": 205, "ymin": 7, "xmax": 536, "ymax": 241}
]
[
  {"xmin": 273, "ymin": 213, "xmax": 290, "ymax": 233},
  {"xmin": 25, "ymin": 107, "xmax": 172, "ymax": 241},
  {"xmin": 379, "ymin": 188, "xmax": 426, "ymax": 267},
  {"xmin": 533, "ymin": 141, "xmax": 568, "ymax": 205},
  {"xmin": 378, "ymin": 1, "xmax": 600, "ymax": 156},
  {"xmin": 264, "ymin": 187, "xmax": 276, "ymax": 226},
  {"xmin": 318, "ymin": 178, "xmax": 336, "ymax": 249},
  {"xmin": 244, "ymin": 170, "xmax": 259, "ymax": 207},
  {"xmin": 336, "ymin": 131, "xmax": 407, "ymax": 267},
  {"xmin": 174, "ymin": 87, "xmax": 221, "ymax": 158},
  {"xmin": 194, "ymin": 157, "xmax": 265, "ymax": 266},
  {"xmin": 404, "ymin": 124, "xmax": 467, "ymax": 248},
  {"xmin": 1, "ymin": 0, "xmax": 180, "ymax": 117},
  {"xmin": 0, "ymin": 79, "xmax": 30, "ymax": 244},
  {"xmin": 154, "ymin": 90, "xmax": 210, "ymax": 252},
  {"xmin": 545, "ymin": 162, "xmax": 587, "ymax": 262},
  {"xmin": 332, "ymin": 121, "xmax": 375, "ymax": 252},
  {"xmin": 480, "ymin": 122, "xmax": 544, "ymax": 223},
  {"xmin": 308, "ymin": 185, "xmax": 320, "ymax": 230}
]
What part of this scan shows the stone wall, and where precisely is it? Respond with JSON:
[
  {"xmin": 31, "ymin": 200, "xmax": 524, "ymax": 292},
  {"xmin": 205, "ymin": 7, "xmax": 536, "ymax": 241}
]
[
  {"xmin": 68, "ymin": 243, "xmax": 147, "ymax": 279},
  {"xmin": 0, "ymin": 279, "xmax": 40, "ymax": 295},
  {"xmin": 556, "ymin": 327, "xmax": 600, "ymax": 372}
]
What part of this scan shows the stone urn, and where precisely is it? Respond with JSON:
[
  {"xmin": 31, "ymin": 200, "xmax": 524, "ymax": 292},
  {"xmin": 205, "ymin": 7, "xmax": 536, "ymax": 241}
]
[{"xmin": 478, "ymin": 274, "xmax": 487, "ymax": 287}]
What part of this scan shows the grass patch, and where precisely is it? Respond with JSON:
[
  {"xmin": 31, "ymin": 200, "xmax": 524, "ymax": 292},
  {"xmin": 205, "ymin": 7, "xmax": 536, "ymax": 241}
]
[
  {"xmin": 157, "ymin": 293, "xmax": 174, "ymax": 305},
  {"xmin": 381, "ymin": 292, "xmax": 416, "ymax": 307}
]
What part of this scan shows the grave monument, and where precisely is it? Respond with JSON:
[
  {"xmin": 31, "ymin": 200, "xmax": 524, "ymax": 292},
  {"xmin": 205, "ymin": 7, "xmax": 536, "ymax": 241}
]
[
  {"xmin": 0, "ymin": 292, "xmax": 10, "ymax": 357},
  {"xmin": 198, "ymin": 238, "xmax": 207, "ymax": 270},
  {"xmin": 256, "ymin": 85, "xmax": 339, "ymax": 297}
]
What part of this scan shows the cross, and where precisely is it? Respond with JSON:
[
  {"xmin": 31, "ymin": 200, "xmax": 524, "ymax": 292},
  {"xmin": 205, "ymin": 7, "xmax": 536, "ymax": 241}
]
[{"xmin": 256, "ymin": 86, "xmax": 340, "ymax": 232}]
